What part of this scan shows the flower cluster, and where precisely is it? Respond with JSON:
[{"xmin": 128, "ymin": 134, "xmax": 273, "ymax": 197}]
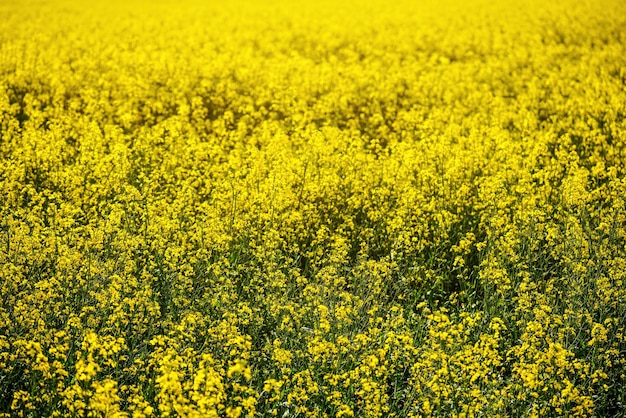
[{"xmin": 1, "ymin": 0, "xmax": 625, "ymax": 416}]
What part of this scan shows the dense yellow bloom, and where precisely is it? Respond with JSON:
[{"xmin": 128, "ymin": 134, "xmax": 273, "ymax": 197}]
[{"xmin": 1, "ymin": 0, "xmax": 625, "ymax": 416}]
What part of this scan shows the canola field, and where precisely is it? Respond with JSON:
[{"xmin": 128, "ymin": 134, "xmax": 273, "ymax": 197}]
[{"xmin": 1, "ymin": 0, "xmax": 626, "ymax": 416}]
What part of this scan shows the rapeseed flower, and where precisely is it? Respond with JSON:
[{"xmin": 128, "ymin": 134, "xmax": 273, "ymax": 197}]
[{"xmin": 1, "ymin": 0, "xmax": 625, "ymax": 416}]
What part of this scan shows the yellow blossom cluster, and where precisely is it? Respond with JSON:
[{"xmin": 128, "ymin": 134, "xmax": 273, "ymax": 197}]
[{"xmin": 1, "ymin": 0, "xmax": 625, "ymax": 416}]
